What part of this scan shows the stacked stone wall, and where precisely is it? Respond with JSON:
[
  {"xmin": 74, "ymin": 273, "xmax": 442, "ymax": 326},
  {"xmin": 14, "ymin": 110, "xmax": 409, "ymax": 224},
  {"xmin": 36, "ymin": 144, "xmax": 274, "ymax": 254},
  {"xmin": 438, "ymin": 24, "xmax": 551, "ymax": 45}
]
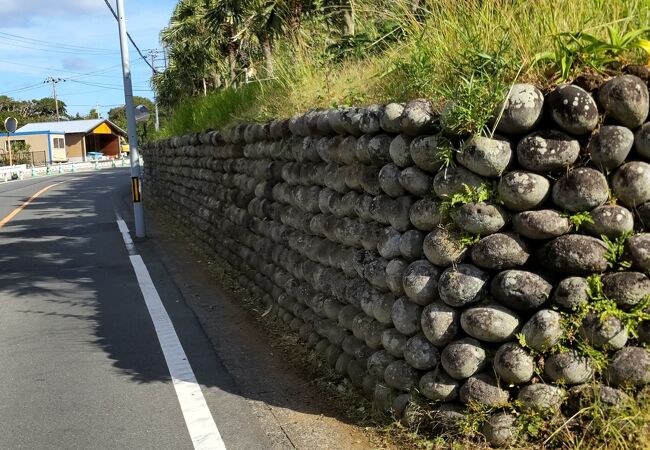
[{"xmin": 142, "ymin": 74, "xmax": 650, "ymax": 446}]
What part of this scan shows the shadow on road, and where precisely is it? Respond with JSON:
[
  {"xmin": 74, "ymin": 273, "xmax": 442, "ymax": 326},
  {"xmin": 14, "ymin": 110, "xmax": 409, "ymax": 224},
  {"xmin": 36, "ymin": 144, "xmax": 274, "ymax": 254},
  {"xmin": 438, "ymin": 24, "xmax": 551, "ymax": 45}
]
[{"xmin": 0, "ymin": 170, "xmax": 361, "ymax": 430}]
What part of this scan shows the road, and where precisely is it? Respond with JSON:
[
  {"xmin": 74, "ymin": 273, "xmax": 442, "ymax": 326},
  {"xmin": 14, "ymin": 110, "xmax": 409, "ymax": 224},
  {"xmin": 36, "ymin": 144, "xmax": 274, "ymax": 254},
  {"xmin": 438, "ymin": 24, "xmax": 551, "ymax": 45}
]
[{"xmin": 0, "ymin": 170, "xmax": 270, "ymax": 450}]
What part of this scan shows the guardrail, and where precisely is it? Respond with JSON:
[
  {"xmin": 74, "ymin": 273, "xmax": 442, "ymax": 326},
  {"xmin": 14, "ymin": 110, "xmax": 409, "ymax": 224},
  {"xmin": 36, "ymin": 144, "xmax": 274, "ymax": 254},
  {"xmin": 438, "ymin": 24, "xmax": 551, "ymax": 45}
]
[{"xmin": 0, "ymin": 158, "xmax": 137, "ymax": 182}]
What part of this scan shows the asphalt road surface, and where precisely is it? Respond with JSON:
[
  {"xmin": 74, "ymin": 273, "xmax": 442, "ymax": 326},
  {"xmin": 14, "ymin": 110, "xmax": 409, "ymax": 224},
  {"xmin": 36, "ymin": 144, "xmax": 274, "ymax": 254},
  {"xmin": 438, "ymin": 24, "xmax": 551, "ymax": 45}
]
[{"xmin": 0, "ymin": 170, "xmax": 271, "ymax": 450}]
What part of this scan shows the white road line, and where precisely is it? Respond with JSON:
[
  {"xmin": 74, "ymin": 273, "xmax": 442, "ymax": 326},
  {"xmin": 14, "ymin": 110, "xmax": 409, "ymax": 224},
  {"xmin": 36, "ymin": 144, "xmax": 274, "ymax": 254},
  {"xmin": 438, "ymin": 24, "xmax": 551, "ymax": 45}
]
[{"xmin": 116, "ymin": 218, "xmax": 227, "ymax": 450}]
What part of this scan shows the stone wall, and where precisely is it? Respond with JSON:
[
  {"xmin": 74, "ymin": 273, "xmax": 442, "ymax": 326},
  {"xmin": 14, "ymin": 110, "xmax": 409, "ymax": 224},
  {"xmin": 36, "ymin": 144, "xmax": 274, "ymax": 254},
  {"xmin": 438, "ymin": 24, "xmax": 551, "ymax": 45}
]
[{"xmin": 142, "ymin": 74, "xmax": 650, "ymax": 446}]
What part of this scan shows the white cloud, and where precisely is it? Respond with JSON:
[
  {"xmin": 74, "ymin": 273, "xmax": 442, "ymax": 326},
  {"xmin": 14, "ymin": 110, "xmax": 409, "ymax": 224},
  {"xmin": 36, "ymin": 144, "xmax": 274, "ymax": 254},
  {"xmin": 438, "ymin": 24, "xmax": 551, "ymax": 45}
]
[
  {"xmin": 0, "ymin": 0, "xmax": 104, "ymax": 23},
  {"xmin": 62, "ymin": 57, "xmax": 96, "ymax": 71}
]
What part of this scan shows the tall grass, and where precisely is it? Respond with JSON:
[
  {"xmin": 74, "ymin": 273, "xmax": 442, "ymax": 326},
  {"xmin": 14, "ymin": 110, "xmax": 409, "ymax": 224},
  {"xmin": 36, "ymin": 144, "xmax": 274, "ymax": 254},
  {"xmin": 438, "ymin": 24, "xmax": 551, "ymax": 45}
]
[{"xmin": 161, "ymin": 0, "xmax": 649, "ymax": 136}]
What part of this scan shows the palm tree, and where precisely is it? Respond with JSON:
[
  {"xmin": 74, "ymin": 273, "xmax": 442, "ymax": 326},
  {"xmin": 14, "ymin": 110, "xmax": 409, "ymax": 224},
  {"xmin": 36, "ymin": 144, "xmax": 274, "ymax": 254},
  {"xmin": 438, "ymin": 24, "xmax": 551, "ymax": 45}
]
[
  {"xmin": 159, "ymin": 0, "xmax": 227, "ymax": 97},
  {"xmin": 204, "ymin": 0, "xmax": 247, "ymax": 86}
]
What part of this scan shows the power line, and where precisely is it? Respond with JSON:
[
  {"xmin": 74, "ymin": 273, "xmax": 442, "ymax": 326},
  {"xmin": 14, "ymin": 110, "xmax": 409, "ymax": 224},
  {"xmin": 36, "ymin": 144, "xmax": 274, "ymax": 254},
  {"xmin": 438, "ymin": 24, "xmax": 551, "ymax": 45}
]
[
  {"xmin": 102, "ymin": 0, "xmax": 157, "ymax": 73},
  {"xmin": 0, "ymin": 82, "xmax": 46, "ymax": 97},
  {"xmin": 0, "ymin": 39, "xmax": 116, "ymax": 56},
  {"xmin": 67, "ymin": 79, "xmax": 151, "ymax": 91},
  {"xmin": 0, "ymin": 31, "xmax": 117, "ymax": 54}
]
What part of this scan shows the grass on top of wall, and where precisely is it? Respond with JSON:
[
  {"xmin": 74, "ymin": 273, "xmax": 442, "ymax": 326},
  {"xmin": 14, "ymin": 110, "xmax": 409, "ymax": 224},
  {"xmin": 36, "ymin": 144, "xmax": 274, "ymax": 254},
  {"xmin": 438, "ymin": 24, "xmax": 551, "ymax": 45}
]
[{"xmin": 157, "ymin": 0, "xmax": 650, "ymax": 138}]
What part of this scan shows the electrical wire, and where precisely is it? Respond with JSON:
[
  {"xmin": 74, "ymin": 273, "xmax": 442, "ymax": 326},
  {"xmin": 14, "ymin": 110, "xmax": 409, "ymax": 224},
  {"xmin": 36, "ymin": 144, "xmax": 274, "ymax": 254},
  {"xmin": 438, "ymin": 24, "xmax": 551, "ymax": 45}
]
[
  {"xmin": 102, "ymin": 0, "xmax": 157, "ymax": 73},
  {"xmin": 0, "ymin": 39, "xmax": 117, "ymax": 56},
  {"xmin": 67, "ymin": 79, "xmax": 151, "ymax": 92},
  {"xmin": 0, "ymin": 31, "xmax": 117, "ymax": 54},
  {"xmin": 0, "ymin": 82, "xmax": 46, "ymax": 96}
]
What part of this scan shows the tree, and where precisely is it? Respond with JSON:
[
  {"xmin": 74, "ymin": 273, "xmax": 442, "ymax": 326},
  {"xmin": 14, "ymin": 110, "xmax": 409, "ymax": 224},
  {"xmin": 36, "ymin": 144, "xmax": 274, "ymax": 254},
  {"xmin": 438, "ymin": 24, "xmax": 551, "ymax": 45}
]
[
  {"xmin": 108, "ymin": 97, "xmax": 157, "ymax": 143},
  {"xmin": 88, "ymin": 109, "xmax": 101, "ymax": 119},
  {"xmin": 32, "ymin": 97, "xmax": 66, "ymax": 118},
  {"xmin": 153, "ymin": 0, "xmax": 375, "ymax": 107}
]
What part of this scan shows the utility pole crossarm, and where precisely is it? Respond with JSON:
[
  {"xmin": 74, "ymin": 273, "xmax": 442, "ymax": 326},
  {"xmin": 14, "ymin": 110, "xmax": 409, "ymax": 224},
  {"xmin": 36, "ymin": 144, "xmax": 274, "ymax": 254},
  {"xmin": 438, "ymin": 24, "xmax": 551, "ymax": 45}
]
[{"xmin": 44, "ymin": 77, "xmax": 65, "ymax": 121}]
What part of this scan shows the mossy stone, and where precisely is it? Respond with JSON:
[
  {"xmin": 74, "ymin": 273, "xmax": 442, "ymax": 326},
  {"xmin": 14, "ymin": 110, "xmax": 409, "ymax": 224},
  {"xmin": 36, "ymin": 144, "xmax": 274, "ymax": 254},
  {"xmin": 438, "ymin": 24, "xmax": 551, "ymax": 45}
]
[
  {"xmin": 626, "ymin": 233, "xmax": 650, "ymax": 271},
  {"xmin": 547, "ymin": 84, "xmax": 599, "ymax": 135},
  {"xmin": 481, "ymin": 412, "xmax": 518, "ymax": 447},
  {"xmin": 539, "ymin": 234, "xmax": 608, "ymax": 275},
  {"xmin": 410, "ymin": 135, "xmax": 446, "ymax": 172},
  {"xmin": 544, "ymin": 350, "xmax": 594, "ymax": 385},
  {"xmin": 404, "ymin": 333, "xmax": 440, "ymax": 370},
  {"xmin": 517, "ymin": 384, "xmax": 565, "ymax": 413},
  {"xmin": 552, "ymin": 277, "xmax": 589, "ymax": 310},
  {"xmin": 409, "ymin": 198, "xmax": 447, "ymax": 231},
  {"xmin": 517, "ymin": 130, "xmax": 580, "ymax": 171},
  {"xmin": 494, "ymin": 342, "xmax": 534, "ymax": 385},
  {"xmin": 402, "ymin": 260, "xmax": 441, "ymax": 306},
  {"xmin": 490, "ymin": 270, "xmax": 552, "ymax": 311},
  {"xmin": 635, "ymin": 122, "xmax": 650, "ymax": 159},
  {"xmin": 423, "ymin": 227, "xmax": 468, "ymax": 267},
  {"xmin": 420, "ymin": 301, "xmax": 461, "ymax": 348},
  {"xmin": 457, "ymin": 136, "xmax": 512, "ymax": 177},
  {"xmin": 451, "ymin": 202, "xmax": 508, "ymax": 235},
  {"xmin": 588, "ymin": 125, "xmax": 634, "ymax": 170},
  {"xmin": 584, "ymin": 204, "xmax": 634, "ymax": 239},
  {"xmin": 521, "ymin": 309, "xmax": 563, "ymax": 351},
  {"xmin": 384, "ymin": 360, "xmax": 419, "ymax": 391},
  {"xmin": 389, "ymin": 134, "xmax": 414, "ymax": 167},
  {"xmin": 438, "ymin": 263, "xmax": 489, "ymax": 308},
  {"xmin": 460, "ymin": 303, "xmax": 520, "ymax": 343},
  {"xmin": 382, "ymin": 328, "xmax": 408, "ymax": 358},
  {"xmin": 552, "ymin": 167, "xmax": 609, "ymax": 212},
  {"xmin": 391, "ymin": 297, "xmax": 423, "ymax": 336},
  {"xmin": 470, "ymin": 232, "xmax": 530, "ymax": 270},
  {"xmin": 612, "ymin": 161, "xmax": 650, "ymax": 207},
  {"xmin": 432, "ymin": 166, "xmax": 484, "ymax": 199},
  {"xmin": 580, "ymin": 312, "xmax": 628, "ymax": 350},
  {"xmin": 459, "ymin": 372, "xmax": 510, "ymax": 406},
  {"xmin": 498, "ymin": 171, "xmax": 550, "ymax": 211},
  {"xmin": 602, "ymin": 272, "xmax": 650, "ymax": 309},
  {"xmin": 512, "ymin": 209, "xmax": 570, "ymax": 240},
  {"xmin": 597, "ymin": 75, "xmax": 649, "ymax": 128},
  {"xmin": 440, "ymin": 337, "xmax": 487, "ymax": 380},
  {"xmin": 419, "ymin": 369, "xmax": 460, "ymax": 402},
  {"xmin": 494, "ymin": 83, "xmax": 545, "ymax": 135},
  {"xmin": 605, "ymin": 347, "xmax": 650, "ymax": 387},
  {"xmin": 399, "ymin": 166, "xmax": 433, "ymax": 197},
  {"xmin": 379, "ymin": 163, "xmax": 406, "ymax": 197}
]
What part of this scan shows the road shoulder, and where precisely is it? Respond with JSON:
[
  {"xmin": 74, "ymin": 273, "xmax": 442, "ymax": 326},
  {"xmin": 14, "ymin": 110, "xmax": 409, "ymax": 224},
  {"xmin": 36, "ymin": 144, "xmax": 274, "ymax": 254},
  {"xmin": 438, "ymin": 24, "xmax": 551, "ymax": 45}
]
[{"xmin": 135, "ymin": 202, "xmax": 389, "ymax": 450}]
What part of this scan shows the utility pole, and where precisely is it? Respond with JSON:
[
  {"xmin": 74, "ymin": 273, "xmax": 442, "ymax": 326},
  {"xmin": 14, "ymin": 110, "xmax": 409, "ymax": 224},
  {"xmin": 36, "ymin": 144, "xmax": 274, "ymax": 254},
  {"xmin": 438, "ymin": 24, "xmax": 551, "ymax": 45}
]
[
  {"xmin": 44, "ymin": 77, "xmax": 64, "ymax": 121},
  {"xmin": 147, "ymin": 49, "xmax": 160, "ymax": 132},
  {"xmin": 95, "ymin": 103, "xmax": 101, "ymax": 119},
  {"xmin": 115, "ymin": 0, "xmax": 145, "ymax": 237}
]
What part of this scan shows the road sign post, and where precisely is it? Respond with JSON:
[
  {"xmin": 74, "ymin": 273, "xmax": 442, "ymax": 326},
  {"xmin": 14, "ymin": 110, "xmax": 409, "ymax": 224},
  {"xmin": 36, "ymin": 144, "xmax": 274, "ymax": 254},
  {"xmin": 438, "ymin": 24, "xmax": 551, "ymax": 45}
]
[
  {"xmin": 115, "ymin": 0, "xmax": 145, "ymax": 238},
  {"xmin": 4, "ymin": 117, "xmax": 17, "ymax": 167}
]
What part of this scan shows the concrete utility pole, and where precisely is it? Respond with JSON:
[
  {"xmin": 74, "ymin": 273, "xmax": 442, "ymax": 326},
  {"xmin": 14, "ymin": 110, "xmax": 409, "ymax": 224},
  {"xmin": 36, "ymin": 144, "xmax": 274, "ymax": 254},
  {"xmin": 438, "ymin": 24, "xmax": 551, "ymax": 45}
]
[
  {"xmin": 44, "ymin": 77, "xmax": 64, "ymax": 121},
  {"xmin": 116, "ymin": 0, "xmax": 145, "ymax": 238},
  {"xmin": 147, "ymin": 49, "xmax": 160, "ymax": 132}
]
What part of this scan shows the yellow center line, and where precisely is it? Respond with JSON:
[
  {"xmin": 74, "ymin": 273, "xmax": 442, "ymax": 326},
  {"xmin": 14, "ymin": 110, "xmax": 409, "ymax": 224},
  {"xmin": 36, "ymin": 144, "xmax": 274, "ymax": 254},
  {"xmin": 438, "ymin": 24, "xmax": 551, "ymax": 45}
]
[{"xmin": 0, "ymin": 182, "xmax": 65, "ymax": 229}]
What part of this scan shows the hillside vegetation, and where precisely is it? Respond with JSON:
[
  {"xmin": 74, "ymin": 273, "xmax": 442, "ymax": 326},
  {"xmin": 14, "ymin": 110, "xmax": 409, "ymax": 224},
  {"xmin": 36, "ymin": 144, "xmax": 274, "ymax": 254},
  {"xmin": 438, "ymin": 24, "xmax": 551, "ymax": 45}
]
[{"xmin": 155, "ymin": 0, "xmax": 650, "ymax": 137}]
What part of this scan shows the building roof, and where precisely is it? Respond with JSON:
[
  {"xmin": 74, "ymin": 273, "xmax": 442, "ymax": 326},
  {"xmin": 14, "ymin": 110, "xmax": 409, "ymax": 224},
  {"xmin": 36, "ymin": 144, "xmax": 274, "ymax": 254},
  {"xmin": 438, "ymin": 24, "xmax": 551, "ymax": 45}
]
[{"xmin": 16, "ymin": 119, "xmax": 126, "ymax": 136}]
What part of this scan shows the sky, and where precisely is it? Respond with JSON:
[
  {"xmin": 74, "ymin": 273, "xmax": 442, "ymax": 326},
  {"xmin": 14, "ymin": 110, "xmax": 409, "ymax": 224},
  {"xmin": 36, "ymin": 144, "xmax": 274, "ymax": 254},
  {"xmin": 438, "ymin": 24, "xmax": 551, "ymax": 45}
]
[{"xmin": 0, "ymin": 0, "xmax": 178, "ymax": 119}]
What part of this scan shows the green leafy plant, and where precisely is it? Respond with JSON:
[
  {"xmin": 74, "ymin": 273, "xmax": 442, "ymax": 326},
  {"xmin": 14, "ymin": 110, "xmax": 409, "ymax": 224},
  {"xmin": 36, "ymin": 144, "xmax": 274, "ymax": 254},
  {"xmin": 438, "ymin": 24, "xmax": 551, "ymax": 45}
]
[
  {"xmin": 586, "ymin": 274, "xmax": 650, "ymax": 339},
  {"xmin": 458, "ymin": 232, "xmax": 481, "ymax": 249},
  {"xmin": 438, "ymin": 139, "xmax": 457, "ymax": 169},
  {"xmin": 440, "ymin": 182, "xmax": 496, "ymax": 211},
  {"xmin": 564, "ymin": 211, "xmax": 594, "ymax": 231},
  {"xmin": 601, "ymin": 232, "xmax": 633, "ymax": 270},
  {"xmin": 534, "ymin": 26, "xmax": 650, "ymax": 81}
]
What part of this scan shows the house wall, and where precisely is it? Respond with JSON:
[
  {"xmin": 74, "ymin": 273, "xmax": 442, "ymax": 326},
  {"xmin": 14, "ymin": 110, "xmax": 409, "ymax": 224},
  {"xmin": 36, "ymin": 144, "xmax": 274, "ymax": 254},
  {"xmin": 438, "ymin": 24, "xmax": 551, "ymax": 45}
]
[
  {"xmin": 4, "ymin": 134, "xmax": 57, "ymax": 165},
  {"xmin": 65, "ymin": 133, "xmax": 85, "ymax": 162}
]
